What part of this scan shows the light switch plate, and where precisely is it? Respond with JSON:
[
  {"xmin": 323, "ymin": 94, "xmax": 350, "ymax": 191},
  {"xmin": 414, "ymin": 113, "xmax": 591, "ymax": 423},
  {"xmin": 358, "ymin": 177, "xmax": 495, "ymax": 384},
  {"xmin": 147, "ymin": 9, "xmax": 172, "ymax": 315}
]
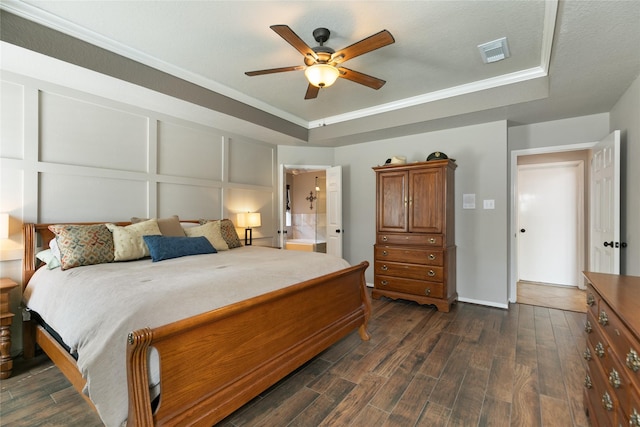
[{"xmin": 483, "ymin": 199, "xmax": 495, "ymax": 209}]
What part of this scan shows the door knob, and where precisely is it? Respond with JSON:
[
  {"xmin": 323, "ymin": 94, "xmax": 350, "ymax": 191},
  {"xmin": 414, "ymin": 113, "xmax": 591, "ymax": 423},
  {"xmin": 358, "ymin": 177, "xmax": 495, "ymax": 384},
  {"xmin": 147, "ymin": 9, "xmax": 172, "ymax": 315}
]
[
  {"xmin": 520, "ymin": 229, "xmax": 526, "ymax": 233},
  {"xmin": 335, "ymin": 229, "xmax": 341, "ymax": 233},
  {"xmin": 604, "ymin": 241, "xmax": 614, "ymax": 247}
]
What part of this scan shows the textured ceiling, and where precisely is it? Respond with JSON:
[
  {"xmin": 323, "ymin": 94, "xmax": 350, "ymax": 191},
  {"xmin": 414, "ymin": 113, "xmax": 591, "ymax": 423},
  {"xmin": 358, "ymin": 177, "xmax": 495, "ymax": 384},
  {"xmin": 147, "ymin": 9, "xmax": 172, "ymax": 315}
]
[{"xmin": 3, "ymin": 0, "xmax": 640, "ymax": 146}]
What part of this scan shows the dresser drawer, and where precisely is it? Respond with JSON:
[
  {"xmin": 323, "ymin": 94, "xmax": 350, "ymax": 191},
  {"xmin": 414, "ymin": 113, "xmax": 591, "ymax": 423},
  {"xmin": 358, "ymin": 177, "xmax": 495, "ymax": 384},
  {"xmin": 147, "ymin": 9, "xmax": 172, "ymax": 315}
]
[
  {"xmin": 586, "ymin": 312, "xmax": 608, "ymax": 363},
  {"xmin": 600, "ymin": 344, "xmax": 633, "ymax": 417},
  {"xmin": 597, "ymin": 299, "xmax": 640, "ymax": 384},
  {"xmin": 375, "ymin": 275, "xmax": 444, "ymax": 298},
  {"xmin": 586, "ymin": 284, "xmax": 599, "ymax": 319},
  {"xmin": 377, "ymin": 233, "xmax": 443, "ymax": 247},
  {"xmin": 375, "ymin": 245, "xmax": 444, "ymax": 266},
  {"xmin": 374, "ymin": 261, "xmax": 443, "ymax": 282},
  {"xmin": 587, "ymin": 357, "xmax": 620, "ymax": 426}
]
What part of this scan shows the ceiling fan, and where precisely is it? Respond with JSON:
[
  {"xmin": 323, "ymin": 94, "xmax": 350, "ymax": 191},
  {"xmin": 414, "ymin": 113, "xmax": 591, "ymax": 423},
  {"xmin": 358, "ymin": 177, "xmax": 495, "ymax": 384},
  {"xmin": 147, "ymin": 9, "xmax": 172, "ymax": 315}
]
[{"xmin": 245, "ymin": 25, "xmax": 395, "ymax": 99}]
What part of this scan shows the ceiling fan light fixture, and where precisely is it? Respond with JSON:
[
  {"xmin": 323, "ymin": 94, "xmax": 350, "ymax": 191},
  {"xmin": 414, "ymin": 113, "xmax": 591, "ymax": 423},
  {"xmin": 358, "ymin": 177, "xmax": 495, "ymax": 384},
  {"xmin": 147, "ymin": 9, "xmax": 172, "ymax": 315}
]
[{"xmin": 305, "ymin": 64, "xmax": 340, "ymax": 88}]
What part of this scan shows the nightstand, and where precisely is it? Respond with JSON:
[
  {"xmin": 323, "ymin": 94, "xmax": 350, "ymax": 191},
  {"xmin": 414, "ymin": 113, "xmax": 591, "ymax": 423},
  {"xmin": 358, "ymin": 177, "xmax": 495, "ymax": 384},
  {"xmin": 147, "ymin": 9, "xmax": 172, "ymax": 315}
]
[{"xmin": 0, "ymin": 278, "xmax": 18, "ymax": 379}]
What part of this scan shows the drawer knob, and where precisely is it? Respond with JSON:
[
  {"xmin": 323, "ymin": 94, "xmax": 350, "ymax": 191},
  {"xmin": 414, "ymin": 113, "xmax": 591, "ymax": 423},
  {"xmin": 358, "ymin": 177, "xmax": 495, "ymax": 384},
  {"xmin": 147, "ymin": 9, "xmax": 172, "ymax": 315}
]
[
  {"xmin": 429, "ymin": 237, "xmax": 436, "ymax": 244},
  {"xmin": 608, "ymin": 368, "xmax": 621, "ymax": 388},
  {"xmin": 630, "ymin": 408, "xmax": 640, "ymax": 426},
  {"xmin": 381, "ymin": 265, "xmax": 388, "ymax": 271},
  {"xmin": 382, "ymin": 236, "xmax": 388, "ymax": 242},
  {"xmin": 584, "ymin": 320, "xmax": 592, "ymax": 333},
  {"xmin": 425, "ymin": 288, "xmax": 431, "ymax": 296},
  {"xmin": 380, "ymin": 280, "xmax": 388, "ymax": 286},
  {"xmin": 427, "ymin": 270, "xmax": 436, "ymax": 277},
  {"xmin": 586, "ymin": 293, "xmax": 595, "ymax": 306},
  {"xmin": 598, "ymin": 310, "xmax": 608, "ymax": 326},
  {"xmin": 583, "ymin": 374, "xmax": 592, "ymax": 389},
  {"xmin": 382, "ymin": 250, "xmax": 388, "ymax": 256},
  {"xmin": 583, "ymin": 348, "xmax": 592, "ymax": 361},
  {"xmin": 601, "ymin": 391, "xmax": 613, "ymax": 411},
  {"xmin": 627, "ymin": 348, "xmax": 640, "ymax": 372},
  {"xmin": 595, "ymin": 342, "xmax": 605, "ymax": 358},
  {"xmin": 428, "ymin": 253, "xmax": 436, "ymax": 260}
]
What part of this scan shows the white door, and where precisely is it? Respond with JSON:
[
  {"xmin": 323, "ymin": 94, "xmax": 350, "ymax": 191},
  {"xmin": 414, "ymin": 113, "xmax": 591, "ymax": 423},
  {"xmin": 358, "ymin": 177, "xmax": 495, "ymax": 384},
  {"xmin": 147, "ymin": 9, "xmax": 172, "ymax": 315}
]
[
  {"xmin": 326, "ymin": 166, "xmax": 343, "ymax": 258},
  {"xmin": 590, "ymin": 131, "xmax": 621, "ymax": 274},
  {"xmin": 517, "ymin": 162, "xmax": 583, "ymax": 286}
]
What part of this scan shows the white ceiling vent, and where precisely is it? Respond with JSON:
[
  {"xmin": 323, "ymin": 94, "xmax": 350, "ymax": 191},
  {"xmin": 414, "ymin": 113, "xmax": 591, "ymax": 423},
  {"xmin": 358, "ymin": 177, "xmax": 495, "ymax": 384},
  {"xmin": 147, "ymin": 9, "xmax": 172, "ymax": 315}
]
[{"xmin": 478, "ymin": 37, "xmax": 510, "ymax": 63}]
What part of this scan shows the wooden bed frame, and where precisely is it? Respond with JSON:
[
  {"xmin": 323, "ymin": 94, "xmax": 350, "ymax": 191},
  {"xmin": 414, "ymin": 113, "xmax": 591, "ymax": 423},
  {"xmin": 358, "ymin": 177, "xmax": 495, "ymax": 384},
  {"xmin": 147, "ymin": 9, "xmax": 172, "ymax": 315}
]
[{"xmin": 22, "ymin": 222, "xmax": 371, "ymax": 426}]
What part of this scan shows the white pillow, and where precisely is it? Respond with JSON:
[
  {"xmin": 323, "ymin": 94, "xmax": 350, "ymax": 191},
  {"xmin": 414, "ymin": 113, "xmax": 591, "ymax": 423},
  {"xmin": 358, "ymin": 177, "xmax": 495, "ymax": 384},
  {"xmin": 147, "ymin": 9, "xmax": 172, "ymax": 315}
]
[
  {"xmin": 184, "ymin": 221, "xmax": 229, "ymax": 251},
  {"xmin": 106, "ymin": 219, "xmax": 162, "ymax": 261},
  {"xmin": 36, "ymin": 248, "xmax": 61, "ymax": 270}
]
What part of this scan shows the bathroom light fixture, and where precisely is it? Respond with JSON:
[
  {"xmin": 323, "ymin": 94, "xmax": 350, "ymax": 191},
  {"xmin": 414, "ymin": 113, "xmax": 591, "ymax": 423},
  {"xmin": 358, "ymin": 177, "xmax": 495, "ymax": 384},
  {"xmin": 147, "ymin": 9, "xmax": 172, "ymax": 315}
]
[
  {"xmin": 304, "ymin": 63, "xmax": 340, "ymax": 88},
  {"xmin": 236, "ymin": 212, "xmax": 261, "ymax": 246}
]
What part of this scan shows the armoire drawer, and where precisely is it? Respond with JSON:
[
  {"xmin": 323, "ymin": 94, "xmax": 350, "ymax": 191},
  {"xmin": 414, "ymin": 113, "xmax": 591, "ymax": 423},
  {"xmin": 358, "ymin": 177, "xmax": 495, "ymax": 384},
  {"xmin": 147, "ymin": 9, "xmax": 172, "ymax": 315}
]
[
  {"xmin": 375, "ymin": 245, "xmax": 444, "ymax": 266},
  {"xmin": 377, "ymin": 233, "xmax": 443, "ymax": 247},
  {"xmin": 375, "ymin": 275, "xmax": 444, "ymax": 298},
  {"xmin": 374, "ymin": 261, "xmax": 443, "ymax": 282}
]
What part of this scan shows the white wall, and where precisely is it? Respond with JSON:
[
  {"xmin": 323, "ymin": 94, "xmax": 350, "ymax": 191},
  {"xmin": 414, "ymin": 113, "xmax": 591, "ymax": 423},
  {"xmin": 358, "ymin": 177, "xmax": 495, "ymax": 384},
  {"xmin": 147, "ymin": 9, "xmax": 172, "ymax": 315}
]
[
  {"xmin": 0, "ymin": 54, "xmax": 279, "ymax": 355},
  {"xmin": 610, "ymin": 75, "xmax": 640, "ymax": 275},
  {"xmin": 322, "ymin": 121, "xmax": 509, "ymax": 307}
]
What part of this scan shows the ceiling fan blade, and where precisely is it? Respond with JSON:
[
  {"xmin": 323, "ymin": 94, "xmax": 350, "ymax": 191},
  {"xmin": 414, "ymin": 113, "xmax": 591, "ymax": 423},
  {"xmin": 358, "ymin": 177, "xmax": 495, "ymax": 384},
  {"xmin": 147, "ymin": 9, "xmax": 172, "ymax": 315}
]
[
  {"xmin": 245, "ymin": 65, "xmax": 305, "ymax": 76},
  {"xmin": 331, "ymin": 30, "xmax": 395, "ymax": 64},
  {"xmin": 270, "ymin": 25, "xmax": 318, "ymax": 62},
  {"xmin": 304, "ymin": 84, "xmax": 320, "ymax": 100},
  {"xmin": 338, "ymin": 67, "xmax": 386, "ymax": 90}
]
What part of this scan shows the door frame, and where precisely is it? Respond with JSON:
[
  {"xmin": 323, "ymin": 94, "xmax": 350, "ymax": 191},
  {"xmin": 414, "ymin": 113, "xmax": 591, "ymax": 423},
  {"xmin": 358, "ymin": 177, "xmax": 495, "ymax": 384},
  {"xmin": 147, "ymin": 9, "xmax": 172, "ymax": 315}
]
[
  {"xmin": 509, "ymin": 142, "xmax": 596, "ymax": 303},
  {"xmin": 279, "ymin": 164, "xmax": 333, "ymax": 249}
]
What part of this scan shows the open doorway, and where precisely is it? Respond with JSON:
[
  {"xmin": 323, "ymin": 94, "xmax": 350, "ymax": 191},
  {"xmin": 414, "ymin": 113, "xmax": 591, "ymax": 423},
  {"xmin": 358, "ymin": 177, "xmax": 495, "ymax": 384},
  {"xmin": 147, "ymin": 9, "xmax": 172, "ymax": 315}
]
[
  {"xmin": 509, "ymin": 144, "xmax": 594, "ymax": 304},
  {"xmin": 283, "ymin": 167, "xmax": 327, "ymax": 253}
]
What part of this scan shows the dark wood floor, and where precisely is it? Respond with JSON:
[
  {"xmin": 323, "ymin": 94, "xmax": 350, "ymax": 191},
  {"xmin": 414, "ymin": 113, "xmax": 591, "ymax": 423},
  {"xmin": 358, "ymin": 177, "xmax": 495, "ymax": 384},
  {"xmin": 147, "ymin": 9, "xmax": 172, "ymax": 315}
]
[{"xmin": 1, "ymin": 291, "xmax": 590, "ymax": 426}]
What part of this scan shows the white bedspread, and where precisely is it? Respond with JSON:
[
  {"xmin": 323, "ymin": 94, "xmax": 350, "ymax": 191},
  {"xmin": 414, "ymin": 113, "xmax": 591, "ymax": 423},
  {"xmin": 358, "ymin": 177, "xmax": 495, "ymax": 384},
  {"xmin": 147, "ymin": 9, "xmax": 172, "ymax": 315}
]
[{"xmin": 23, "ymin": 246, "xmax": 351, "ymax": 427}]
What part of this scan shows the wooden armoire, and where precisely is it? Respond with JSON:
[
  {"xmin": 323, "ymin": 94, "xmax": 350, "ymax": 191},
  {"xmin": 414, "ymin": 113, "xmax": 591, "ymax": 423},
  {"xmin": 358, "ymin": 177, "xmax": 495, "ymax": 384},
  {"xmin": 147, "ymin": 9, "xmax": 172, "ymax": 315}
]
[{"xmin": 372, "ymin": 159, "xmax": 457, "ymax": 312}]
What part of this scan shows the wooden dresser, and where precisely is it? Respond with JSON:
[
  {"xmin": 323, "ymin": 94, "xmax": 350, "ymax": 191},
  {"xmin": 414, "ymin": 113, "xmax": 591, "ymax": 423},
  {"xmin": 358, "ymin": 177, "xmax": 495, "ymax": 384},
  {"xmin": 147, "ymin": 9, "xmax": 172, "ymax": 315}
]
[
  {"xmin": 372, "ymin": 159, "xmax": 457, "ymax": 312},
  {"xmin": 583, "ymin": 272, "xmax": 640, "ymax": 427}
]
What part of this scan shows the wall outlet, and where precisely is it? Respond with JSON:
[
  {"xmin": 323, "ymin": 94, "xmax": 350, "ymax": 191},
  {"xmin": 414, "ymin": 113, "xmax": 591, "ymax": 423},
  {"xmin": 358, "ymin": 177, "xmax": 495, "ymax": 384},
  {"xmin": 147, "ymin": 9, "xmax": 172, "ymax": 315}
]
[{"xmin": 483, "ymin": 199, "xmax": 495, "ymax": 209}]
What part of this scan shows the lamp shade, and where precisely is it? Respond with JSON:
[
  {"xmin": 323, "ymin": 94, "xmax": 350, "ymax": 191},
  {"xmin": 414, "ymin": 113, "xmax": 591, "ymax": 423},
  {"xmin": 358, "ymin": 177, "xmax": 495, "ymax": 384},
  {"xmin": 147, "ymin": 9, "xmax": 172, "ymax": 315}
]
[
  {"xmin": 0, "ymin": 213, "xmax": 8, "ymax": 239},
  {"xmin": 237, "ymin": 212, "xmax": 261, "ymax": 228},
  {"xmin": 304, "ymin": 64, "xmax": 340, "ymax": 88}
]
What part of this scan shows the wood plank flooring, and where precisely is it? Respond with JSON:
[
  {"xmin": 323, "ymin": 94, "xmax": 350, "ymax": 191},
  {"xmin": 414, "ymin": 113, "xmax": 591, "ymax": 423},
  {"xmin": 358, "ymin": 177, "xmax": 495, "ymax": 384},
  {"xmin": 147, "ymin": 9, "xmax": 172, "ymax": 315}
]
[
  {"xmin": 517, "ymin": 281, "xmax": 587, "ymax": 313},
  {"xmin": 0, "ymin": 291, "xmax": 590, "ymax": 426}
]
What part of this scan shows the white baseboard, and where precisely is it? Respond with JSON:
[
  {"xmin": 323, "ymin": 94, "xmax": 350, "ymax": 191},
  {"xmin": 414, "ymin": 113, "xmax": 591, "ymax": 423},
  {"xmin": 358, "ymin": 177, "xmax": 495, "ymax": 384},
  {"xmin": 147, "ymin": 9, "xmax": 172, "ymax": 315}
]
[{"xmin": 458, "ymin": 297, "xmax": 509, "ymax": 309}]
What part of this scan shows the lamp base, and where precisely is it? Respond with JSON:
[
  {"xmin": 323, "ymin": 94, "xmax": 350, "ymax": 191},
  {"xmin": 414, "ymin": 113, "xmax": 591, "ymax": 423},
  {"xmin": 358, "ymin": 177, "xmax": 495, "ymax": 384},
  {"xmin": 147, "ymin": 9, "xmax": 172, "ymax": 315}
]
[{"xmin": 244, "ymin": 228, "xmax": 252, "ymax": 246}]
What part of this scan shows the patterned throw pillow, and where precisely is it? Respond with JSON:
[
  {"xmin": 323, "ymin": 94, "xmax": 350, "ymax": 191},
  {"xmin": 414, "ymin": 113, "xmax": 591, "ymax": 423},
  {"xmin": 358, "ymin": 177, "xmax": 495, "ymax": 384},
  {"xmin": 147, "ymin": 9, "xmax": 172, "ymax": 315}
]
[
  {"xmin": 184, "ymin": 221, "xmax": 229, "ymax": 251},
  {"xmin": 48, "ymin": 224, "xmax": 115, "ymax": 270},
  {"xmin": 106, "ymin": 219, "xmax": 162, "ymax": 261},
  {"xmin": 199, "ymin": 219, "xmax": 243, "ymax": 249}
]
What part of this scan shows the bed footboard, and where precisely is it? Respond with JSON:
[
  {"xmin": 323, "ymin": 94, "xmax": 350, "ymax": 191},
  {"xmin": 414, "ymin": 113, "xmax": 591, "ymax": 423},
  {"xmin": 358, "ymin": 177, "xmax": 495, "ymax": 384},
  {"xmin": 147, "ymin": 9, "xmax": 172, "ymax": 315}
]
[{"xmin": 126, "ymin": 261, "xmax": 370, "ymax": 427}]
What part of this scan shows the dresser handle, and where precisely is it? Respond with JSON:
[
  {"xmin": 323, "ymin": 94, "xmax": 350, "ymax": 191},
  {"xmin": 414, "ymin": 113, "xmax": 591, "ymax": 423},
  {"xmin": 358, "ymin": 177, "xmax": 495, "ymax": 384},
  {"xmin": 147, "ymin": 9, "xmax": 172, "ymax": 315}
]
[
  {"xmin": 627, "ymin": 348, "xmax": 640, "ymax": 372},
  {"xmin": 583, "ymin": 348, "xmax": 592, "ymax": 361},
  {"xmin": 601, "ymin": 391, "xmax": 613, "ymax": 411},
  {"xmin": 608, "ymin": 368, "xmax": 621, "ymax": 388},
  {"xmin": 380, "ymin": 280, "xmax": 388, "ymax": 286},
  {"xmin": 427, "ymin": 270, "xmax": 436, "ymax": 277},
  {"xmin": 428, "ymin": 254, "xmax": 436, "ymax": 260},
  {"xmin": 429, "ymin": 237, "xmax": 436, "ymax": 244},
  {"xmin": 382, "ymin": 250, "xmax": 388, "ymax": 256},
  {"xmin": 630, "ymin": 407, "xmax": 640, "ymax": 426},
  {"xmin": 425, "ymin": 288, "xmax": 431, "ymax": 296},
  {"xmin": 586, "ymin": 293, "xmax": 595, "ymax": 306},
  {"xmin": 595, "ymin": 342, "xmax": 605, "ymax": 358},
  {"xmin": 585, "ymin": 320, "xmax": 592, "ymax": 333},
  {"xmin": 381, "ymin": 265, "xmax": 388, "ymax": 271},
  {"xmin": 598, "ymin": 310, "xmax": 608, "ymax": 326},
  {"xmin": 584, "ymin": 374, "xmax": 592, "ymax": 389},
  {"xmin": 381, "ymin": 236, "xmax": 388, "ymax": 242}
]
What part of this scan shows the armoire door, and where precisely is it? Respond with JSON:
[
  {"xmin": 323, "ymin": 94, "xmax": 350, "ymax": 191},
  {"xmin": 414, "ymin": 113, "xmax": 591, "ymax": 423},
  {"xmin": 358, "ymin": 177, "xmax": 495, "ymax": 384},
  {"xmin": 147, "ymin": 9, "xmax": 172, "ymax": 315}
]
[
  {"xmin": 377, "ymin": 170, "xmax": 408, "ymax": 232},
  {"xmin": 410, "ymin": 167, "xmax": 443, "ymax": 233}
]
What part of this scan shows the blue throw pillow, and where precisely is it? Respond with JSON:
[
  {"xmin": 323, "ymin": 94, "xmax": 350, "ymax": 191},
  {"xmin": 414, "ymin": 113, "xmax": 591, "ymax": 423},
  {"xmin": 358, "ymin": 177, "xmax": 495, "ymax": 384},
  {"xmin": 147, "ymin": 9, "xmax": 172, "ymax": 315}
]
[{"xmin": 143, "ymin": 235, "xmax": 216, "ymax": 262}]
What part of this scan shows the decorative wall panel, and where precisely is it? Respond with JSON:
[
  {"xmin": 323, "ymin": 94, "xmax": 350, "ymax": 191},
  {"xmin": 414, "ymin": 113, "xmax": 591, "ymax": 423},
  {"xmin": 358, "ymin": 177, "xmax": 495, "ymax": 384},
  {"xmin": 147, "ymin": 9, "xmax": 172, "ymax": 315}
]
[
  {"xmin": 39, "ymin": 92, "xmax": 148, "ymax": 172},
  {"xmin": 228, "ymin": 138, "xmax": 274, "ymax": 186},
  {"xmin": 39, "ymin": 172, "xmax": 147, "ymax": 222},
  {"xmin": 157, "ymin": 121, "xmax": 223, "ymax": 180},
  {"xmin": 157, "ymin": 182, "xmax": 222, "ymax": 220},
  {"xmin": 0, "ymin": 81, "xmax": 24, "ymax": 160}
]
